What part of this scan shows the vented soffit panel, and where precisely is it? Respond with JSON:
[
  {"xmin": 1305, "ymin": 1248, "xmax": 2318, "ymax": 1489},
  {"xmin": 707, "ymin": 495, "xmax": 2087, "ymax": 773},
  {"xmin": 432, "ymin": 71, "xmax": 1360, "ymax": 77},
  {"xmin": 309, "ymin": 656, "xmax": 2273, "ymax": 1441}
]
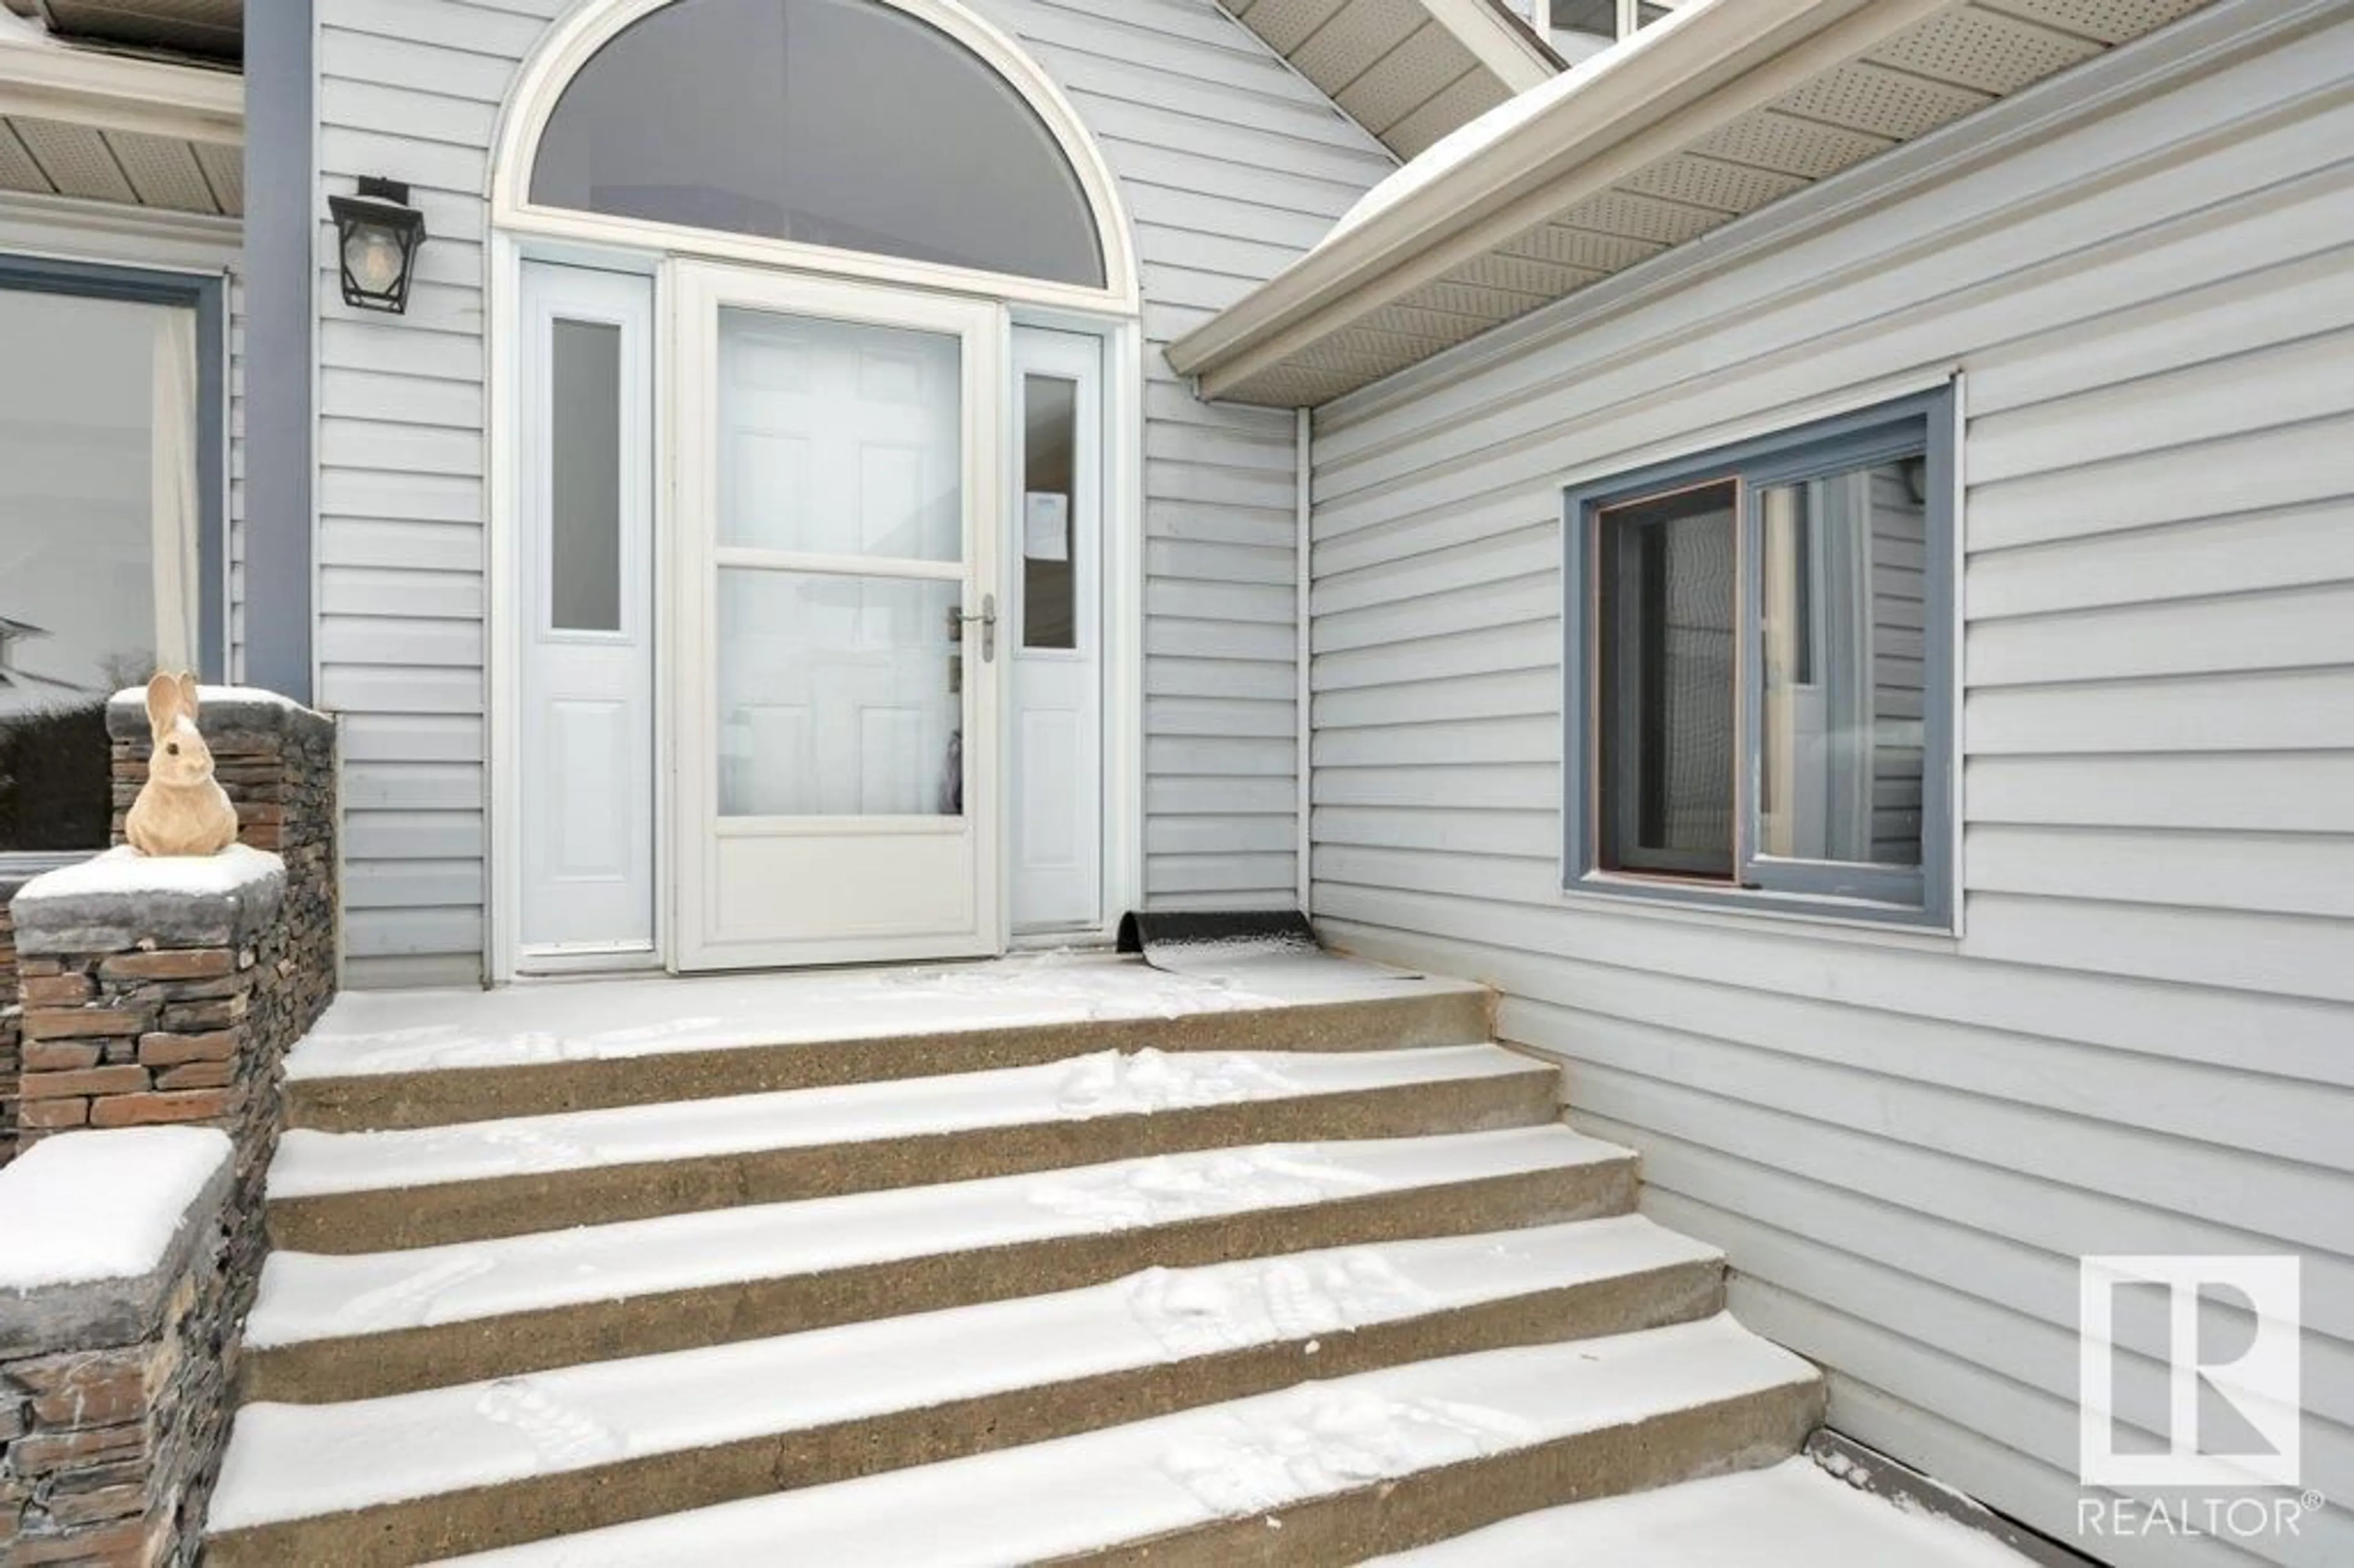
[
  {"xmin": 1221, "ymin": 0, "xmax": 1563, "ymax": 159},
  {"xmin": 1172, "ymin": 0, "xmax": 2233, "ymax": 408},
  {"xmin": 0, "ymin": 7, "xmax": 242, "ymax": 215}
]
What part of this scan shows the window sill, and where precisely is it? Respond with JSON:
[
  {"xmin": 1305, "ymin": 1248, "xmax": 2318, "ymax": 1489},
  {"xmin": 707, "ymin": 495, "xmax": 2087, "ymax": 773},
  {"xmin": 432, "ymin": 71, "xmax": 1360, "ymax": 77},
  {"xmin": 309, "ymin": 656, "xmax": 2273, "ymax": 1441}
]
[{"xmin": 1560, "ymin": 869, "xmax": 1961, "ymax": 946}]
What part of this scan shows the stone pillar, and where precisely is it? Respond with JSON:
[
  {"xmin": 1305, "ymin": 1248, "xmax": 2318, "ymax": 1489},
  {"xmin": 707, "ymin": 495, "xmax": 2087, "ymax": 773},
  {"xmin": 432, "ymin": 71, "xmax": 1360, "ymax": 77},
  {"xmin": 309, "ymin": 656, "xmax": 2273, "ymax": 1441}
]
[
  {"xmin": 0, "ymin": 1127, "xmax": 235, "ymax": 1566},
  {"xmin": 108, "ymin": 688, "xmax": 337, "ymax": 1032},
  {"xmin": 8, "ymin": 848, "xmax": 301, "ymax": 1451},
  {"xmin": 10, "ymin": 850, "xmax": 288, "ymax": 1144},
  {"xmin": 6, "ymin": 689, "xmax": 333, "ymax": 1171}
]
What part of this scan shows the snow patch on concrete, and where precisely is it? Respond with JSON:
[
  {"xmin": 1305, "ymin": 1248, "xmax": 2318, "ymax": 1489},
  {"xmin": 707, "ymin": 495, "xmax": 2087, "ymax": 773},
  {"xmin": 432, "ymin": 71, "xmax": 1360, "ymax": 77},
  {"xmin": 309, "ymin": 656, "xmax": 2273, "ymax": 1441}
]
[
  {"xmin": 246, "ymin": 1128, "xmax": 1628, "ymax": 1349},
  {"xmin": 287, "ymin": 951, "xmax": 1476, "ymax": 1083},
  {"xmin": 1366, "ymin": 1456, "xmax": 2042, "ymax": 1566},
  {"xmin": 429, "ymin": 1314, "xmax": 1811, "ymax": 1566},
  {"xmin": 211, "ymin": 1217, "xmax": 1713, "ymax": 1532},
  {"xmin": 1162, "ymin": 1387, "xmax": 1537, "ymax": 1515},
  {"xmin": 266, "ymin": 1045, "xmax": 1523, "ymax": 1199}
]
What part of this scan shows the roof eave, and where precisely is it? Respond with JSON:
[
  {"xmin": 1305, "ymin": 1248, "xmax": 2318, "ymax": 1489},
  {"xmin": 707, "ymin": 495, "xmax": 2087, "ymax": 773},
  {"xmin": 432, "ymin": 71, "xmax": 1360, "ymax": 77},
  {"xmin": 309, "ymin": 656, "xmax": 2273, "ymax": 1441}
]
[
  {"xmin": 1169, "ymin": 0, "xmax": 1925, "ymax": 401},
  {"xmin": 1429, "ymin": 0, "xmax": 1563, "ymax": 89},
  {"xmin": 0, "ymin": 31, "xmax": 240, "ymax": 145}
]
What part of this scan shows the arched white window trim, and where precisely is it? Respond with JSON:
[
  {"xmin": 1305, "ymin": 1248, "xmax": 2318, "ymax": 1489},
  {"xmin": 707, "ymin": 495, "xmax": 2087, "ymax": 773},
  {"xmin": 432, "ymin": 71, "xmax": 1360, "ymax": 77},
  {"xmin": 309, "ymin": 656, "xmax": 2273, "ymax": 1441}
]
[{"xmin": 489, "ymin": 0, "xmax": 1140, "ymax": 314}]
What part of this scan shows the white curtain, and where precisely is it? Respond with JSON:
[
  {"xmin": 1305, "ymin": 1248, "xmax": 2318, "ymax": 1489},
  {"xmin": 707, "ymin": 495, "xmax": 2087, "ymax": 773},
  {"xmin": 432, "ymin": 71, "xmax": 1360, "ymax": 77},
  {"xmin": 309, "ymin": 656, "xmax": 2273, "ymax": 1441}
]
[{"xmin": 149, "ymin": 306, "xmax": 199, "ymax": 673}]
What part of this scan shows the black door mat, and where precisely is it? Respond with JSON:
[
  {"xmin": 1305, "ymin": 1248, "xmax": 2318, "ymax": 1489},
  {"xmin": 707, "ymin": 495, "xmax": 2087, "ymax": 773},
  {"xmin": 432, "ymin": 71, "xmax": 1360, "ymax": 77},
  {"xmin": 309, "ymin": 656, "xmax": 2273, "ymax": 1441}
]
[{"xmin": 1115, "ymin": 909, "xmax": 1319, "ymax": 974}]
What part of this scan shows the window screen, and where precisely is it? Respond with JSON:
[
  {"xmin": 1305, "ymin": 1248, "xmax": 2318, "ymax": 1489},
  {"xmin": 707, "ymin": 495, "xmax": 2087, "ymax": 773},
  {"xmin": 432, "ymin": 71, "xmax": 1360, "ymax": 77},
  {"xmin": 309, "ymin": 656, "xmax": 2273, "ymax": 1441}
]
[{"xmin": 1593, "ymin": 481, "xmax": 1737, "ymax": 878}]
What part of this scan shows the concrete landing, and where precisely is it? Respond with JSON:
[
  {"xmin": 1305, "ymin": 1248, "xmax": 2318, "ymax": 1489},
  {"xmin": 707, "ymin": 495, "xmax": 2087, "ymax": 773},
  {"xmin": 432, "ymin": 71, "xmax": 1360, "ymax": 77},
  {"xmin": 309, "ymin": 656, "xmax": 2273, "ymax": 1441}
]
[
  {"xmin": 283, "ymin": 952, "xmax": 1493, "ymax": 1132},
  {"xmin": 291, "ymin": 951, "xmax": 1477, "ymax": 1081}
]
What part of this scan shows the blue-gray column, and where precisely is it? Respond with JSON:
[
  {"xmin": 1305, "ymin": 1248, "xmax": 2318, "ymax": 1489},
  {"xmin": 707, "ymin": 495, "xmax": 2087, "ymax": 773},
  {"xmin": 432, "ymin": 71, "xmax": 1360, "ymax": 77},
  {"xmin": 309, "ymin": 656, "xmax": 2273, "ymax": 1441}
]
[{"xmin": 240, "ymin": 0, "xmax": 315, "ymax": 702}]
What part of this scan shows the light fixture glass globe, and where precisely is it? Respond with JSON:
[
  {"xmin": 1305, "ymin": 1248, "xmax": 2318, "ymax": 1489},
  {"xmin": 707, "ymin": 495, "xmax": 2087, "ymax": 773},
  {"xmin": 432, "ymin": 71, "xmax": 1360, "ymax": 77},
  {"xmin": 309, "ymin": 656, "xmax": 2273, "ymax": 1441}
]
[{"xmin": 343, "ymin": 226, "xmax": 406, "ymax": 295}]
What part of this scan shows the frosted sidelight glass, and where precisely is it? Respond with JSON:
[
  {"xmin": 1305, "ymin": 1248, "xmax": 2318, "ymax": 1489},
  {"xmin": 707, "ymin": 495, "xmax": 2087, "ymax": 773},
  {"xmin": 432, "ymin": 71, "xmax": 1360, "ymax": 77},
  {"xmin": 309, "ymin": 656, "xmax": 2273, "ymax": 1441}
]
[{"xmin": 549, "ymin": 318, "xmax": 623, "ymax": 632}]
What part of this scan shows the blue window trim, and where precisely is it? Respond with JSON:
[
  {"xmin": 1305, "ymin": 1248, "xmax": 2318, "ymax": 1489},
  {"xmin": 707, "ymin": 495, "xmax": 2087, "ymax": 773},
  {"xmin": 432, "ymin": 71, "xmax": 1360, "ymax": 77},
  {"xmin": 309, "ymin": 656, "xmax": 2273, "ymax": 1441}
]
[
  {"xmin": 1561, "ymin": 385, "xmax": 1957, "ymax": 931},
  {"xmin": 0, "ymin": 254, "xmax": 229, "ymax": 682}
]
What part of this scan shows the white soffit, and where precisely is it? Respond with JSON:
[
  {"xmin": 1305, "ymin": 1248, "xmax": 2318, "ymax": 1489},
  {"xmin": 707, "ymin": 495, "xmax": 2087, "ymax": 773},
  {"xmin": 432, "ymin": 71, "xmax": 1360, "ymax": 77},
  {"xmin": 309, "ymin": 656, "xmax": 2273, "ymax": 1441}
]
[
  {"xmin": 1174, "ymin": 0, "xmax": 2222, "ymax": 407},
  {"xmin": 1221, "ymin": 0, "xmax": 1563, "ymax": 158},
  {"xmin": 0, "ymin": 13, "xmax": 242, "ymax": 216}
]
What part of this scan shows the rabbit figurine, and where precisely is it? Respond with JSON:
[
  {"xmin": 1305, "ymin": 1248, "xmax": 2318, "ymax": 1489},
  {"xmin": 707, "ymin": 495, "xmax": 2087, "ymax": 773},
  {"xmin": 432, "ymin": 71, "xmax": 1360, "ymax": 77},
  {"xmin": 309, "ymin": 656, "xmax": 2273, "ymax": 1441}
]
[{"xmin": 124, "ymin": 672, "xmax": 240, "ymax": 857}]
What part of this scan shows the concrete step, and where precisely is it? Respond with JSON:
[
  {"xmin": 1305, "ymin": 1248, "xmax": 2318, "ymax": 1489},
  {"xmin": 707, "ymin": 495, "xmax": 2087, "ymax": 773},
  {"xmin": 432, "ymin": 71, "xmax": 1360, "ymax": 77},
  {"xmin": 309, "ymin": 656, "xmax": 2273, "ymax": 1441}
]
[
  {"xmin": 283, "ymin": 958, "xmax": 1492, "ymax": 1132},
  {"xmin": 426, "ymin": 1313, "xmax": 1824, "ymax": 1567},
  {"xmin": 267, "ymin": 1044, "xmax": 1558, "ymax": 1253},
  {"xmin": 207, "ymin": 1217, "xmax": 1724, "ymax": 1567},
  {"xmin": 1363, "ymin": 1455, "xmax": 2038, "ymax": 1567},
  {"xmin": 240, "ymin": 1125, "xmax": 1640, "ymax": 1405}
]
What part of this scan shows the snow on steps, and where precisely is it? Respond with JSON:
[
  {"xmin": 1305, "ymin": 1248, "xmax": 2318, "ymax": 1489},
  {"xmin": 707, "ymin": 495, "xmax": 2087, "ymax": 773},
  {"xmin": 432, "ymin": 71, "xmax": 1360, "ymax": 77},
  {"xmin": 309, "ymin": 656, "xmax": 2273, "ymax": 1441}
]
[
  {"xmin": 1364, "ymin": 1456, "xmax": 2038, "ymax": 1568},
  {"xmin": 424, "ymin": 1314, "xmax": 1822, "ymax": 1568},
  {"xmin": 240, "ymin": 1126, "xmax": 1642, "ymax": 1405},
  {"xmin": 206, "ymin": 1217, "xmax": 1726, "ymax": 1566},
  {"xmin": 266, "ymin": 1044, "xmax": 1558, "ymax": 1253},
  {"xmin": 283, "ymin": 955, "xmax": 1494, "ymax": 1133}
]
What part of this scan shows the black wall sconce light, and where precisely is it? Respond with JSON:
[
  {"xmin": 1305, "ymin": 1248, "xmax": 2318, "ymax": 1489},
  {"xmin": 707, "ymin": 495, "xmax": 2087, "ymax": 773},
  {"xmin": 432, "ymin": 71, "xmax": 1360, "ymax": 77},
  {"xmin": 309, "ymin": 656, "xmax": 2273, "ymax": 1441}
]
[{"xmin": 329, "ymin": 177, "xmax": 427, "ymax": 314}]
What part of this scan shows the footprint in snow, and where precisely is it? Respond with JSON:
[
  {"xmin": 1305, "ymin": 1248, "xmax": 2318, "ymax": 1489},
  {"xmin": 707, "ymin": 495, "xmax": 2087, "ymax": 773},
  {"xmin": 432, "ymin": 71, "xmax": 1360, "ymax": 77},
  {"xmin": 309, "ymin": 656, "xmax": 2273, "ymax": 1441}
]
[
  {"xmin": 1127, "ymin": 1267, "xmax": 1255, "ymax": 1358},
  {"xmin": 1160, "ymin": 1390, "xmax": 1536, "ymax": 1515},
  {"xmin": 475, "ymin": 1378, "xmax": 626, "ymax": 1469},
  {"xmin": 338, "ymin": 1252, "xmax": 498, "ymax": 1331}
]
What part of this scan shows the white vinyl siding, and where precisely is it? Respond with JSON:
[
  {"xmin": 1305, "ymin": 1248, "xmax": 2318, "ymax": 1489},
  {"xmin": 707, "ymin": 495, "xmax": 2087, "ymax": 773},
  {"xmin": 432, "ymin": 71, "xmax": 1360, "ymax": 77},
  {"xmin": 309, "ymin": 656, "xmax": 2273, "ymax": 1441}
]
[
  {"xmin": 313, "ymin": 0, "xmax": 1391, "ymax": 985},
  {"xmin": 1306, "ymin": 12, "xmax": 2354, "ymax": 1567}
]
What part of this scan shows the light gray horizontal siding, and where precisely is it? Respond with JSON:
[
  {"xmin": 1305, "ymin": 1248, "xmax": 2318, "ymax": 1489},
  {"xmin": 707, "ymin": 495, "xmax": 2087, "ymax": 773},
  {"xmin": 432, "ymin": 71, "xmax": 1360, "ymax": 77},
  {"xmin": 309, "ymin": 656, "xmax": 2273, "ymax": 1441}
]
[
  {"xmin": 313, "ymin": 0, "xmax": 1388, "ymax": 983},
  {"xmin": 313, "ymin": 0, "xmax": 543, "ymax": 988},
  {"xmin": 1306, "ymin": 10, "xmax": 2354, "ymax": 1566}
]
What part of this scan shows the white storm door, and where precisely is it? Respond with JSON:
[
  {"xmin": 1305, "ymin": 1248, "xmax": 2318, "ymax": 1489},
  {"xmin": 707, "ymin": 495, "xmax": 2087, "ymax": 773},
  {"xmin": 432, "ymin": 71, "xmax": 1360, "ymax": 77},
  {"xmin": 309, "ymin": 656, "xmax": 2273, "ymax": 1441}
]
[
  {"xmin": 672, "ymin": 263, "xmax": 1004, "ymax": 970},
  {"xmin": 517, "ymin": 262, "xmax": 656, "ymax": 962},
  {"xmin": 1009, "ymin": 327, "xmax": 1103, "ymax": 932}
]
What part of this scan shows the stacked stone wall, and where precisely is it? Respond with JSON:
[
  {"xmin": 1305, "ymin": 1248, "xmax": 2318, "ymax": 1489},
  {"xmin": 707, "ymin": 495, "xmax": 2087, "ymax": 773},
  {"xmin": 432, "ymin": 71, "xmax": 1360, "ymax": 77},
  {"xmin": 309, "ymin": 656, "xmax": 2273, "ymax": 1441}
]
[
  {"xmin": 0, "ymin": 1137, "xmax": 234, "ymax": 1566},
  {"xmin": 1, "ymin": 687, "xmax": 338, "ymax": 1559},
  {"xmin": 0, "ymin": 879, "xmax": 18, "ymax": 1167},
  {"xmin": 109, "ymin": 690, "xmax": 337, "ymax": 1037}
]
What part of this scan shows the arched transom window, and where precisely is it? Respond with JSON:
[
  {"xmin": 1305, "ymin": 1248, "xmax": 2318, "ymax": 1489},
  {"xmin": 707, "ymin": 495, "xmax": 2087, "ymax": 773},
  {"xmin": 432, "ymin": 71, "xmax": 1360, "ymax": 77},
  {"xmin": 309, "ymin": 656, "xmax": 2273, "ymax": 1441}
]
[{"xmin": 529, "ymin": 0, "xmax": 1107, "ymax": 288}]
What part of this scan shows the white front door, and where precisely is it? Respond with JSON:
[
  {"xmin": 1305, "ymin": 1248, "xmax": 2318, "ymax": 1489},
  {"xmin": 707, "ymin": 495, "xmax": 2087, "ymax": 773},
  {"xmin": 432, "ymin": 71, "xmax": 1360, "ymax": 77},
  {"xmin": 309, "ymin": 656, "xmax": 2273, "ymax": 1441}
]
[
  {"xmin": 670, "ymin": 263, "xmax": 1004, "ymax": 970},
  {"xmin": 1009, "ymin": 327, "xmax": 1104, "ymax": 933},
  {"xmin": 517, "ymin": 262, "xmax": 657, "ymax": 964}
]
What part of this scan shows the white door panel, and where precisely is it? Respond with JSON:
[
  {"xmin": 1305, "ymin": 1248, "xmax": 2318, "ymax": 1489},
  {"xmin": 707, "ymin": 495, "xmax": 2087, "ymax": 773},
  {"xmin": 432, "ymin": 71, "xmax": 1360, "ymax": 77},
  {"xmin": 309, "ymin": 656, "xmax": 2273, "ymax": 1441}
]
[
  {"xmin": 1010, "ymin": 327, "xmax": 1105, "ymax": 932},
  {"xmin": 673, "ymin": 264, "xmax": 1003, "ymax": 970},
  {"xmin": 518, "ymin": 263, "xmax": 655, "ymax": 960}
]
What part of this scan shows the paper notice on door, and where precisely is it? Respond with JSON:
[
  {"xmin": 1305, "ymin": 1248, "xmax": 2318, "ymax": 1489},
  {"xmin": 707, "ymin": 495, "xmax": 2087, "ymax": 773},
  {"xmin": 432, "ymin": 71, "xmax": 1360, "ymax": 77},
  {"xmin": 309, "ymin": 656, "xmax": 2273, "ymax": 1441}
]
[{"xmin": 1024, "ymin": 492, "xmax": 1070, "ymax": 561}]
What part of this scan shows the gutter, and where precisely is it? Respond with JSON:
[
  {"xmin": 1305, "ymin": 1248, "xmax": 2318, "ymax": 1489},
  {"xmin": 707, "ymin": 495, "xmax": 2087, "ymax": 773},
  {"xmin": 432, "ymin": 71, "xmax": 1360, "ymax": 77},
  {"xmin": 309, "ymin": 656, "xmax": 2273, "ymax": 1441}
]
[
  {"xmin": 1168, "ymin": 0, "xmax": 1934, "ymax": 401},
  {"xmin": 0, "ymin": 32, "xmax": 240, "ymax": 144}
]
